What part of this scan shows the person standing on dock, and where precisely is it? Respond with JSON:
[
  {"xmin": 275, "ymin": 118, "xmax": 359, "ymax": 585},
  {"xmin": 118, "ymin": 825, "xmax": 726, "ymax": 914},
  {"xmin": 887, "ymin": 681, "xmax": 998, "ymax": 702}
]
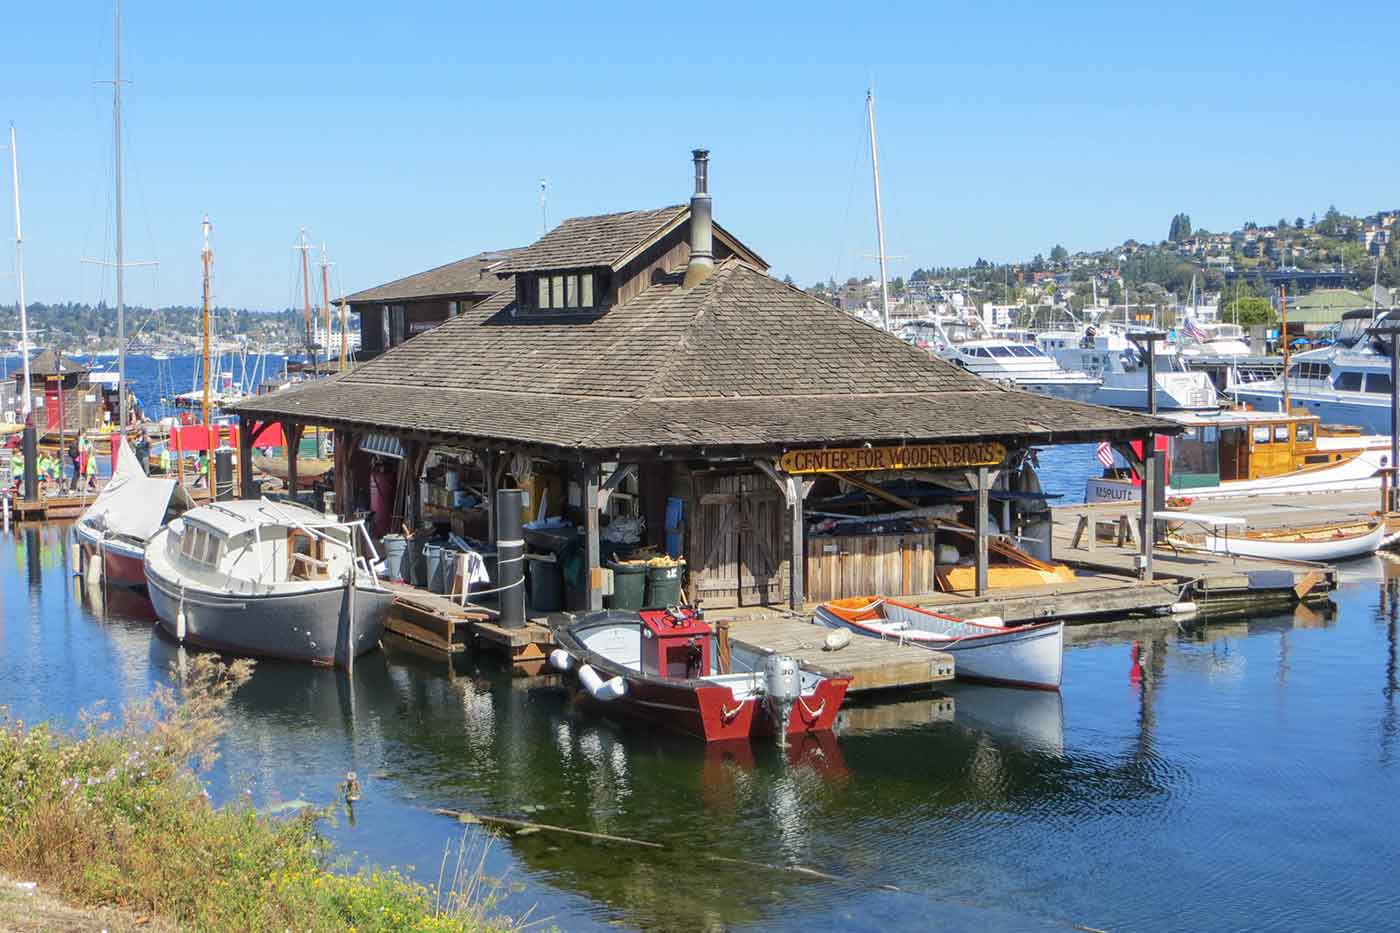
[
  {"xmin": 64, "ymin": 437, "xmax": 78, "ymax": 493},
  {"xmin": 134, "ymin": 430, "xmax": 150, "ymax": 475}
]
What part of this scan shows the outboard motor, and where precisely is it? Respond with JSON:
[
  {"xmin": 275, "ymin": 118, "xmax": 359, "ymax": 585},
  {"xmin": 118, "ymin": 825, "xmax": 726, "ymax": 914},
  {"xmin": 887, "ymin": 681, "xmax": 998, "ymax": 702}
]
[{"xmin": 763, "ymin": 654, "xmax": 802, "ymax": 746}]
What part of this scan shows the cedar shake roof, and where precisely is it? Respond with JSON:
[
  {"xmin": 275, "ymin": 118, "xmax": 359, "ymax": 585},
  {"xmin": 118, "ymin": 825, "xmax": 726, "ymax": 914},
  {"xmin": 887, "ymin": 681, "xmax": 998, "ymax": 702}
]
[
  {"xmin": 499, "ymin": 206, "xmax": 688, "ymax": 273},
  {"xmin": 230, "ymin": 259, "xmax": 1174, "ymax": 454},
  {"xmin": 344, "ymin": 248, "xmax": 524, "ymax": 305},
  {"xmin": 25, "ymin": 350, "xmax": 86, "ymax": 377}
]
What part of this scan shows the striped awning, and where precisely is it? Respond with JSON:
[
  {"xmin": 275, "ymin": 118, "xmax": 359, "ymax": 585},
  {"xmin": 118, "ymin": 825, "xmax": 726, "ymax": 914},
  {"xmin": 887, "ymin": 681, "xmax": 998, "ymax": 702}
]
[{"xmin": 360, "ymin": 432, "xmax": 404, "ymax": 460}]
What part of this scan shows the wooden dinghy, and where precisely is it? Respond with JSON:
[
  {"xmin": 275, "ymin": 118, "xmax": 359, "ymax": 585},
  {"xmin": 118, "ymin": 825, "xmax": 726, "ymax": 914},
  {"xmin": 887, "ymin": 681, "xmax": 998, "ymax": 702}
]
[
  {"xmin": 816, "ymin": 597, "xmax": 1064, "ymax": 690},
  {"xmin": 1195, "ymin": 519, "xmax": 1385, "ymax": 562},
  {"xmin": 253, "ymin": 454, "xmax": 333, "ymax": 488}
]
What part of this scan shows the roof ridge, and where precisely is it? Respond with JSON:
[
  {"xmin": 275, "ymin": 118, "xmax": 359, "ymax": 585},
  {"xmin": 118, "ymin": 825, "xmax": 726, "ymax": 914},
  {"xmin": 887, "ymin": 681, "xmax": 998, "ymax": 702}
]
[{"xmin": 345, "ymin": 247, "xmax": 523, "ymax": 302}]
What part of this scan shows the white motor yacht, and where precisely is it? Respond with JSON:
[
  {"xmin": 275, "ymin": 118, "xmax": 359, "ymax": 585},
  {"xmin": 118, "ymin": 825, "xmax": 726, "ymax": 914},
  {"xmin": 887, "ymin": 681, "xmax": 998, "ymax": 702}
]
[
  {"xmin": 1232, "ymin": 309, "xmax": 1396, "ymax": 433},
  {"xmin": 1038, "ymin": 328, "xmax": 1218, "ymax": 411}
]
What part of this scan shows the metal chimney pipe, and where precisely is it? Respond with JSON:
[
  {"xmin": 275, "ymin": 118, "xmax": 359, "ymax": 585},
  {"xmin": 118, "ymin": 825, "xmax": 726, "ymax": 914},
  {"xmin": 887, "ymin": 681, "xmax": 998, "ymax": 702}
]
[{"xmin": 683, "ymin": 149, "xmax": 714, "ymax": 288}]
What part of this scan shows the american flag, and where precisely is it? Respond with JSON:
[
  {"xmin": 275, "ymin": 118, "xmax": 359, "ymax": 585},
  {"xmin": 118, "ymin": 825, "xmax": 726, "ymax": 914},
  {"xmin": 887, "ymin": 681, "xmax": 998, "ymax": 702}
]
[
  {"xmin": 1096, "ymin": 442, "xmax": 1115, "ymax": 468},
  {"xmin": 1182, "ymin": 316, "xmax": 1208, "ymax": 343}
]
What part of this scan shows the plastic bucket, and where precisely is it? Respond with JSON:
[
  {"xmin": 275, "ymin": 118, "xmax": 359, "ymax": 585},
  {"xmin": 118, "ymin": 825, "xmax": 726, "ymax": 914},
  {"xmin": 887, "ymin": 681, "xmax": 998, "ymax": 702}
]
[
  {"xmin": 644, "ymin": 564, "xmax": 684, "ymax": 608},
  {"xmin": 606, "ymin": 562, "xmax": 647, "ymax": 611},
  {"xmin": 381, "ymin": 534, "xmax": 408, "ymax": 582}
]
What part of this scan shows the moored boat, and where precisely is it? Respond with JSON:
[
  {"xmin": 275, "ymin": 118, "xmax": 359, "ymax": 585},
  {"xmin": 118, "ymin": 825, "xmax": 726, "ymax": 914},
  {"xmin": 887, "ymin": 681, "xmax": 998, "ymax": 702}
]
[
  {"xmin": 1087, "ymin": 409, "xmax": 1391, "ymax": 503},
  {"xmin": 1181, "ymin": 519, "xmax": 1385, "ymax": 562},
  {"xmin": 549, "ymin": 607, "xmax": 850, "ymax": 743},
  {"xmin": 816, "ymin": 596, "xmax": 1064, "ymax": 690},
  {"xmin": 72, "ymin": 435, "xmax": 193, "ymax": 589},
  {"xmin": 143, "ymin": 498, "xmax": 391, "ymax": 666}
]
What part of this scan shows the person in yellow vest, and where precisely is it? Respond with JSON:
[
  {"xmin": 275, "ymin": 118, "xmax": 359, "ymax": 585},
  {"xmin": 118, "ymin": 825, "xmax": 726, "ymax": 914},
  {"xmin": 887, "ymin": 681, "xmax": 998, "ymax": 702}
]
[
  {"xmin": 9, "ymin": 447, "xmax": 23, "ymax": 494},
  {"xmin": 83, "ymin": 437, "xmax": 99, "ymax": 492},
  {"xmin": 159, "ymin": 444, "xmax": 172, "ymax": 475}
]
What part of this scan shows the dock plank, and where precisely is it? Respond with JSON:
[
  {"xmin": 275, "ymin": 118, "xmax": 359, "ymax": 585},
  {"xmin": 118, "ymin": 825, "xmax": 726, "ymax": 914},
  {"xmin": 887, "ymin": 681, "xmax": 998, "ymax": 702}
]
[{"xmin": 724, "ymin": 616, "xmax": 953, "ymax": 694}]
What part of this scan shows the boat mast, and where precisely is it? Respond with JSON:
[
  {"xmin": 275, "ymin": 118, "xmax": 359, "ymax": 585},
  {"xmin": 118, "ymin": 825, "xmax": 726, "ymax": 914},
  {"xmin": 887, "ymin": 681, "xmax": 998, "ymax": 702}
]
[
  {"xmin": 866, "ymin": 89, "xmax": 891, "ymax": 332},
  {"xmin": 201, "ymin": 216, "xmax": 212, "ymax": 429},
  {"xmin": 9, "ymin": 125, "xmax": 32, "ymax": 418},
  {"xmin": 114, "ymin": 0, "xmax": 128, "ymax": 430},
  {"xmin": 296, "ymin": 228, "xmax": 313, "ymax": 361},
  {"xmin": 319, "ymin": 244, "xmax": 332, "ymax": 369},
  {"xmin": 1281, "ymin": 285, "xmax": 1290, "ymax": 414}
]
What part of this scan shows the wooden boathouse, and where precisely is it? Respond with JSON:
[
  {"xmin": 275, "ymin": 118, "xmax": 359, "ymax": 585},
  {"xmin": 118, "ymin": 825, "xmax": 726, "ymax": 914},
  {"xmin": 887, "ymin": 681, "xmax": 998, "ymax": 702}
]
[{"xmin": 228, "ymin": 149, "xmax": 1176, "ymax": 615}]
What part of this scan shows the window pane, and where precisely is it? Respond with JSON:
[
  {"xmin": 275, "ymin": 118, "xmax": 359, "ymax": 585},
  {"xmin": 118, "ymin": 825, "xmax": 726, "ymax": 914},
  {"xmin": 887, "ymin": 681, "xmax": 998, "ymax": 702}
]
[
  {"xmin": 1366, "ymin": 373, "xmax": 1392, "ymax": 394},
  {"xmin": 566, "ymin": 275, "xmax": 579, "ymax": 308},
  {"xmin": 581, "ymin": 274, "xmax": 594, "ymax": 307},
  {"xmin": 552, "ymin": 276, "xmax": 564, "ymax": 308},
  {"xmin": 1274, "ymin": 425, "xmax": 1289, "ymax": 442},
  {"xmin": 1335, "ymin": 371, "xmax": 1363, "ymax": 392},
  {"xmin": 538, "ymin": 276, "xmax": 550, "ymax": 309},
  {"xmin": 1296, "ymin": 422, "xmax": 1314, "ymax": 442},
  {"xmin": 1252, "ymin": 426, "xmax": 1271, "ymax": 444}
]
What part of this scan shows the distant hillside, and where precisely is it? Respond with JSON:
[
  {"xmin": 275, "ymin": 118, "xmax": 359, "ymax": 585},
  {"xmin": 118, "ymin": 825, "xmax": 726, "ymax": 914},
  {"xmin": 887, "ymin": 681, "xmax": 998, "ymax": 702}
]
[{"xmin": 0, "ymin": 302, "xmax": 305, "ymax": 351}]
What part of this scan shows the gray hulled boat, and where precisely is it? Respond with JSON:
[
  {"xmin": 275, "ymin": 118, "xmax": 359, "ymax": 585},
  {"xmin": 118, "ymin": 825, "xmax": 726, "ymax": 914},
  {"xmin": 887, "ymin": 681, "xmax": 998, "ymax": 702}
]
[{"xmin": 143, "ymin": 498, "xmax": 392, "ymax": 667}]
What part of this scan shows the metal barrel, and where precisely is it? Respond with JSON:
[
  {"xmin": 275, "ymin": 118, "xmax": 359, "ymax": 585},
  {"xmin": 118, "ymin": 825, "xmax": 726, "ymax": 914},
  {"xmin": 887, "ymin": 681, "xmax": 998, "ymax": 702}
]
[
  {"xmin": 496, "ymin": 488, "xmax": 525, "ymax": 629},
  {"xmin": 214, "ymin": 447, "xmax": 235, "ymax": 501}
]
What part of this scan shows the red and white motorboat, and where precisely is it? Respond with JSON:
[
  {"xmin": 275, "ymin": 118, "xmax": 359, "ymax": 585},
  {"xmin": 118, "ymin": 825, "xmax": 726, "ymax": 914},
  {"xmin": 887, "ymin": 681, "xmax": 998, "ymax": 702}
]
[
  {"xmin": 549, "ymin": 607, "xmax": 850, "ymax": 743},
  {"xmin": 72, "ymin": 436, "xmax": 192, "ymax": 589},
  {"xmin": 816, "ymin": 597, "xmax": 1064, "ymax": 691}
]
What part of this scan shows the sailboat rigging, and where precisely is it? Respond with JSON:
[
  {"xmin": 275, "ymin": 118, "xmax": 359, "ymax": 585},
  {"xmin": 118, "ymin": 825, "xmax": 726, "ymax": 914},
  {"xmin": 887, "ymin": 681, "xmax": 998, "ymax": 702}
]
[{"xmin": 866, "ymin": 88, "xmax": 891, "ymax": 332}]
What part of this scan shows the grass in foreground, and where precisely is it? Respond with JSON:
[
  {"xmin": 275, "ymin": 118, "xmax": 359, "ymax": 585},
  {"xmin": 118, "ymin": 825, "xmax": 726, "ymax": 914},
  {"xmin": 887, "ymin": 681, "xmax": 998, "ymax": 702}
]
[{"xmin": 0, "ymin": 656, "xmax": 516, "ymax": 932}]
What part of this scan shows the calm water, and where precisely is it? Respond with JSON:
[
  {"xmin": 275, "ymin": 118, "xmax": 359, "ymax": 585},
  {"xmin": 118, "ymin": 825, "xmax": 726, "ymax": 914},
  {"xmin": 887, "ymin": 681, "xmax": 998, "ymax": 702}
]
[
  {"xmin": 4, "ymin": 384, "xmax": 1400, "ymax": 929},
  {"xmin": 4, "ymin": 524, "xmax": 1400, "ymax": 930}
]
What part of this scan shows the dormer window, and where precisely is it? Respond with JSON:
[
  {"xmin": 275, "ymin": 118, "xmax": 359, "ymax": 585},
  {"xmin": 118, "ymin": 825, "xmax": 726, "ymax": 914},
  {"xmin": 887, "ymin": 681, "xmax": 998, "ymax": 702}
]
[{"xmin": 537, "ymin": 272, "xmax": 596, "ymax": 311}]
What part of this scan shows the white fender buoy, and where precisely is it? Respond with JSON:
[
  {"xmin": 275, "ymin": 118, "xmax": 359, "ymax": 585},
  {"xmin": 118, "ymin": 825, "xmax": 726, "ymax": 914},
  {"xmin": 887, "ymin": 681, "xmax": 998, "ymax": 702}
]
[
  {"xmin": 576, "ymin": 663, "xmax": 627, "ymax": 701},
  {"xmin": 548, "ymin": 649, "xmax": 575, "ymax": 672},
  {"xmin": 175, "ymin": 608, "xmax": 187, "ymax": 642},
  {"xmin": 1169, "ymin": 601, "xmax": 1198, "ymax": 616},
  {"xmin": 70, "ymin": 537, "xmax": 81, "ymax": 574},
  {"xmin": 823, "ymin": 628, "xmax": 851, "ymax": 652},
  {"xmin": 86, "ymin": 550, "xmax": 103, "ymax": 583}
]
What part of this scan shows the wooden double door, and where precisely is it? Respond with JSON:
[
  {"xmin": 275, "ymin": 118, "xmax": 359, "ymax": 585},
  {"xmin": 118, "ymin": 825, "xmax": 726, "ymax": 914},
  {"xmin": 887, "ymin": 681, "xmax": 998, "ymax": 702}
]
[{"xmin": 690, "ymin": 472, "xmax": 787, "ymax": 608}]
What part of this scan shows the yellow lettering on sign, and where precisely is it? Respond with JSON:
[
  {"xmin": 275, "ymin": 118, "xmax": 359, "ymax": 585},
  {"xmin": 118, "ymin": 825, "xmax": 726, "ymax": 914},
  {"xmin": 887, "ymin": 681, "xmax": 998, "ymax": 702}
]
[{"xmin": 778, "ymin": 442, "xmax": 1007, "ymax": 475}]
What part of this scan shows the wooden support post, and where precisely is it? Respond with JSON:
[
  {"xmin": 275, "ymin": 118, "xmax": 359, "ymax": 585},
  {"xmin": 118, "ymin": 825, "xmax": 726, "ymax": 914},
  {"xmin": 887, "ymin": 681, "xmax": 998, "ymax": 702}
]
[
  {"xmin": 332, "ymin": 429, "xmax": 350, "ymax": 518},
  {"xmin": 975, "ymin": 466, "xmax": 989, "ymax": 596},
  {"xmin": 584, "ymin": 462, "xmax": 602, "ymax": 611},
  {"xmin": 284, "ymin": 422, "xmax": 303, "ymax": 502},
  {"xmin": 1140, "ymin": 437, "xmax": 1155, "ymax": 582},
  {"xmin": 789, "ymin": 476, "xmax": 805, "ymax": 610},
  {"xmin": 237, "ymin": 421, "xmax": 254, "ymax": 499},
  {"xmin": 481, "ymin": 450, "xmax": 499, "ymax": 543}
]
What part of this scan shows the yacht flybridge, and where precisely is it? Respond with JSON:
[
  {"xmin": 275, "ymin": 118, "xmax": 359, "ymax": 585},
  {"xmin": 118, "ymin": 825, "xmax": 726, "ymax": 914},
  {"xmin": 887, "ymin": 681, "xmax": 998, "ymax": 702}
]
[
  {"xmin": 1233, "ymin": 308, "xmax": 1397, "ymax": 434},
  {"xmin": 902, "ymin": 317, "xmax": 1100, "ymax": 401},
  {"xmin": 1038, "ymin": 328, "xmax": 1219, "ymax": 412}
]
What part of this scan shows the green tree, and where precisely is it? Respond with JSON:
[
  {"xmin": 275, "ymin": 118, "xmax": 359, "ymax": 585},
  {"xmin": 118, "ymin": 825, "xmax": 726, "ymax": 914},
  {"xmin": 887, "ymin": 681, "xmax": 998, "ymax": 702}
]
[
  {"xmin": 1168, "ymin": 213, "xmax": 1193, "ymax": 242},
  {"xmin": 1295, "ymin": 216, "xmax": 1306, "ymax": 229},
  {"xmin": 1049, "ymin": 243, "xmax": 1069, "ymax": 263}
]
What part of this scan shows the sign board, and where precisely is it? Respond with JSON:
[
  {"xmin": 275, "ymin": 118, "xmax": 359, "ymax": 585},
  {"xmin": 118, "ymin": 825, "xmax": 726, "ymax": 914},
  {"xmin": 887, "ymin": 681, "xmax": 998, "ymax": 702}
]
[
  {"xmin": 1085, "ymin": 477, "xmax": 1141, "ymax": 504},
  {"xmin": 779, "ymin": 441, "xmax": 1006, "ymax": 475}
]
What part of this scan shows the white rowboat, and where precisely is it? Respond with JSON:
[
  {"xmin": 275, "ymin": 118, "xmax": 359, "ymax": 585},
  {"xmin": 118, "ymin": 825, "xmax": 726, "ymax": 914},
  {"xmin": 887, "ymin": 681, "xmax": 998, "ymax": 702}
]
[{"xmin": 815, "ymin": 597, "xmax": 1064, "ymax": 691}]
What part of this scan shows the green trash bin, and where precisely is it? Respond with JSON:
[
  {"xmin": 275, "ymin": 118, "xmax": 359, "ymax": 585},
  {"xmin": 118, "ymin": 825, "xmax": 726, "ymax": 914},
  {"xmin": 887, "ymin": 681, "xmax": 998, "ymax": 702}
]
[
  {"xmin": 607, "ymin": 561, "xmax": 647, "ymax": 611},
  {"xmin": 645, "ymin": 563, "xmax": 685, "ymax": 608}
]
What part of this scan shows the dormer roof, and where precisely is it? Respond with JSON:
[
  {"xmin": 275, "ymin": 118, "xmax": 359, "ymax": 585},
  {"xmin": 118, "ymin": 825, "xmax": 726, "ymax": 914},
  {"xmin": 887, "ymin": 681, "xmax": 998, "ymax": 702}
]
[{"xmin": 500, "ymin": 204, "xmax": 766, "ymax": 275}]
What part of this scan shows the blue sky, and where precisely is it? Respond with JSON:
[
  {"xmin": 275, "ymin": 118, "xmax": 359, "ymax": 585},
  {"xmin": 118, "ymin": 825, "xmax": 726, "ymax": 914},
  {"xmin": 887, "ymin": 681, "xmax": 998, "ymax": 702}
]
[{"xmin": 4, "ymin": 1, "xmax": 1397, "ymax": 310}]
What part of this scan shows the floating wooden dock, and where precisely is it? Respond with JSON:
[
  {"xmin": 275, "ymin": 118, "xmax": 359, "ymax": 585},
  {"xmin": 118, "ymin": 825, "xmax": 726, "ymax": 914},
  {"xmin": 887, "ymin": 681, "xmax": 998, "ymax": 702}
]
[
  {"xmin": 724, "ymin": 615, "xmax": 954, "ymax": 694},
  {"xmin": 382, "ymin": 582, "xmax": 555, "ymax": 674}
]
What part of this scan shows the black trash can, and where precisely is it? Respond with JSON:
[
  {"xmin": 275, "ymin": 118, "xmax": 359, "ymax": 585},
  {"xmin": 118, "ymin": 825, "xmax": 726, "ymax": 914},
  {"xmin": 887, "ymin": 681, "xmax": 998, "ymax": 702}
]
[
  {"xmin": 607, "ymin": 561, "xmax": 647, "ymax": 611},
  {"xmin": 528, "ymin": 558, "xmax": 565, "ymax": 612},
  {"xmin": 644, "ymin": 563, "xmax": 685, "ymax": 608}
]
